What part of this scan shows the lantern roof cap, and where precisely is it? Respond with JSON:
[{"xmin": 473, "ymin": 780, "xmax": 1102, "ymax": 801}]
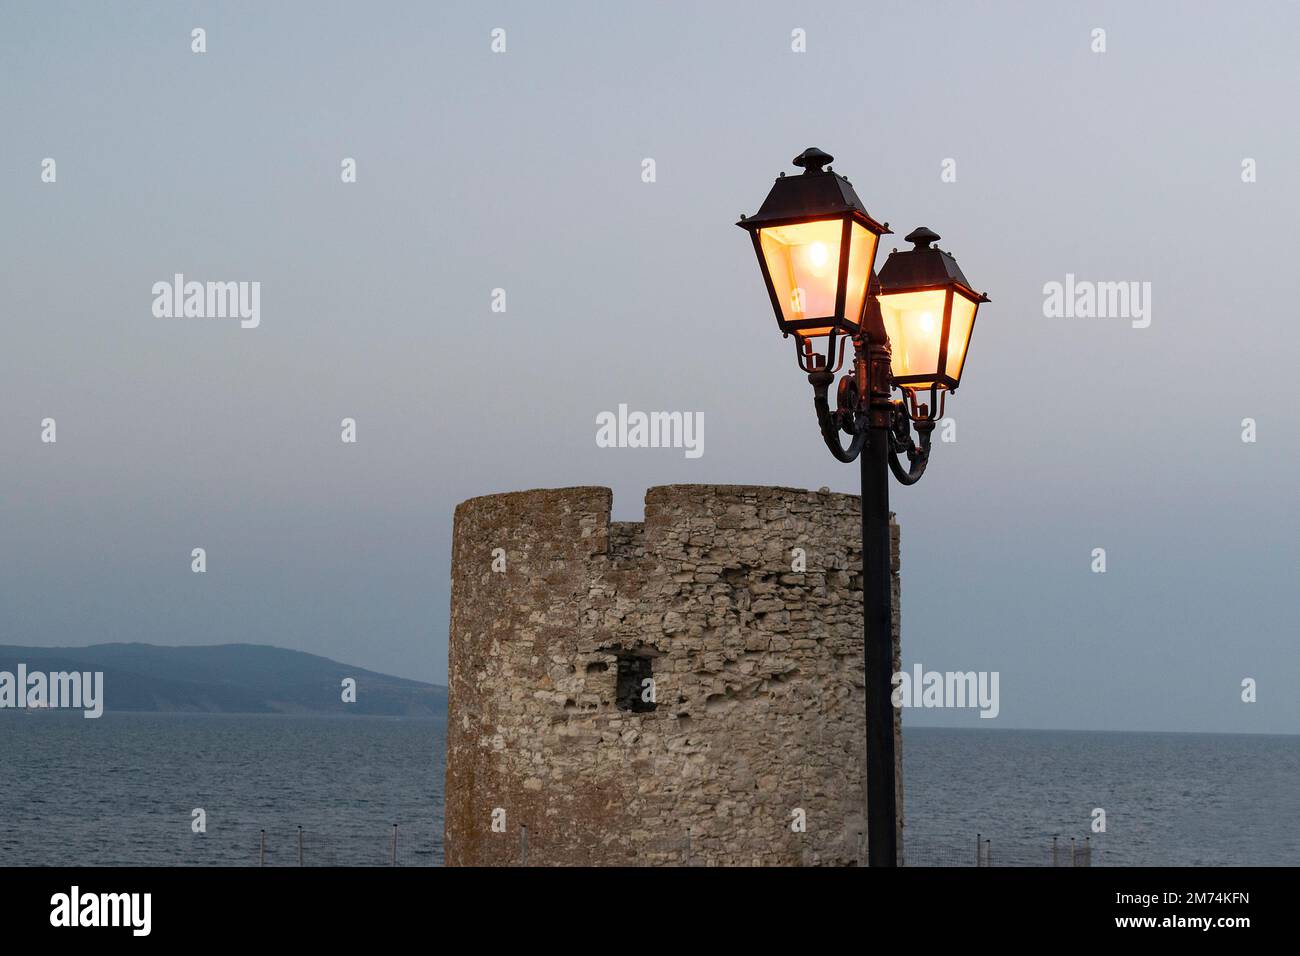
[
  {"xmin": 878, "ymin": 226, "xmax": 990, "ymax": 301},
  {"xmin": 793, "ymin": 147, "xmax": 834, "ymax": 172},
  {"xmin": 904, "ymin": 226, "xmax": 940, "ymax": 247},
  {"xmin": 736, "ymin": 146, "xmax": 890, "ymax": 235}
]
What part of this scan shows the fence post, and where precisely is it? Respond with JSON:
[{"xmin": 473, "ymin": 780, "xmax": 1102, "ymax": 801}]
[
  {"xmin": 1084, "ymin": 835, "xmax": 1091, "ymax": 867},
  {"xmin": 391, "ymin": 824, "xmax": 398, "ymax": 866},
  {"xmin": 985, "ymin": 838, "xmax": 991, "ymax": 867},
  {"xmin": 976, "ymin": 832, "xmax": 981, "ymax": 866},
  {"xmin": 684, "ymin": 828, "xmax": 692, "ymax": 867},
  {"xmin": 519, "ymin": 824, "xmax": 529, "ymax": 866},
  {"xmin": 298, "ymin": 826, "xmax": 304, "ymax": 867},
  {"xmin": 259, "ymin": 830, "xmax": 265, "ymax": 867},
  {"xmin": 1052, "ymin": 835, "xmax": 1058, "ymax": 866},
  {"xmin": 1070, "ymin": 836, "xmax": 1076, "ymax": 867}
]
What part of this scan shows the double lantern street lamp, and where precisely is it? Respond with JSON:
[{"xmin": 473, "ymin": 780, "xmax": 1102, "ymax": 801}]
[{"xmin": 737, "ymin": 147, "xmax": 989, "ymax": 867}]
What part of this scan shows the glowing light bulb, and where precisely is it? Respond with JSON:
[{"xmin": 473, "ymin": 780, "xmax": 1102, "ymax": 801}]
[
  {"xmin": 807, "ymin": 241, "xmax": 830, "ymax": 271},
  {"xmin": 919, "ymin": 311, "xmax": 935, "ymax": 333}
]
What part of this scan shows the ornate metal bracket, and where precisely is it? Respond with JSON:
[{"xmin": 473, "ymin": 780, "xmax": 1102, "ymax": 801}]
[
  {"xmin": 887, "ymin": 400, "xmax": 932, "ymax": 485},
  {"xmin": 808, "ymin": 334, "xmax": 934, "ymax": 484}
]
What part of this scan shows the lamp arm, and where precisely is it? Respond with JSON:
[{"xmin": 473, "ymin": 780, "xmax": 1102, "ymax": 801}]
[
  {"xmin": 806, "ymin": 326, "xmax": 937, "ymax": 480},
  {"xmin": 809, "ymin": 370, "xmax": 867, "ymax": 463},
  {"xmin": 886, "ymin": 408, "xmax": 933, "ymax": 485}
]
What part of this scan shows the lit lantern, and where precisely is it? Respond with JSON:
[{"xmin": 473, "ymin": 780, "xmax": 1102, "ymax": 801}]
[
  {"xmin": 737, "ymin": 148, "xmax": 889, "ymax": 367},
  {"xmin": 876, "ymin": 227, "xmax": 989, "ymax": 392}
]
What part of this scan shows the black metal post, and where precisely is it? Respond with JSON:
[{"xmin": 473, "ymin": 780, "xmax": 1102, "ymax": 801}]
[
  {"xmin": 808, "ymin": 306, "xmax": 925, "ymax": 868},
  {"xmin": 809, "ymin": 337, "xmax": 904, "ymax": 866},
  {"xmin": 862, "ymin": 429, "xmax": 896, "ymax": 866},
  {"xmin": 860, "ymin": 327, "xmax": 899, "ymax": 868}
]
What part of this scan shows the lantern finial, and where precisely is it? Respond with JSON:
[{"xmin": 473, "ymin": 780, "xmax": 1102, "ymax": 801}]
[
  {"xmin": 792, "ymin": 147, "xmax": 834, "ymax": 174},
  {"xmin": 904, "ymin": 226, "xmax": 940, "ymax": 249}
]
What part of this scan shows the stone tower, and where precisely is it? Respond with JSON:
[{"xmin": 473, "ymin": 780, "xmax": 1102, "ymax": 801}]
[{"xmin": 444, "ymin": 484, "xmax": 900, "ymax": 866}]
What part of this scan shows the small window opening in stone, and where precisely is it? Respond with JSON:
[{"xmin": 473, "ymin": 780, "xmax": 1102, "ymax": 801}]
[{"xmin": 615, "ymin": 653, "xmax": 655, "ymax": 713}]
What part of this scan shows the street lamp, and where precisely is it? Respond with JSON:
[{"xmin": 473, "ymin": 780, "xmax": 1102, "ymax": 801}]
[
  {"xmin": 738, "ymin": 147, "xmax": 890, "ymax": 374},
  {"xmin": 737, "ymin": 148, "xmax": 989, "ymax": 867},
  {"xmin": 877, "ymin": 225, "xmax": 989, "ymax": 423}
]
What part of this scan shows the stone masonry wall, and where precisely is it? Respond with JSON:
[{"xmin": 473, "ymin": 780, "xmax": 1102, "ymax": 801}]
[{"xmin": 445, "ymin": 484, "xmax": 901, "ymax": 866}]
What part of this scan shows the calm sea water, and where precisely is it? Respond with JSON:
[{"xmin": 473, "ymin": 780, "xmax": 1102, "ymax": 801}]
[
  {"xmin": 1, "ymin": 715, "xmax": 1294, "ymax": 866},
  {"xmin": 903, "ymin": 727, "xmax": 1300, "ymax": 866},
  {"xmin": 0, "ymin": 713, "xmax": 445, "ymax": 867}
]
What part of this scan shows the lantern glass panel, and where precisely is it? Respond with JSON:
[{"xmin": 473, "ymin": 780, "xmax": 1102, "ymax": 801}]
[
  {"xmin": 842, "ymin": 222, "xmax": 879, "ymax": 334},
  {"xmin": 758, "ymin": 219, "xmax": 843, "ymax": 329},
  {"xmin": 945, "ymin": 291, "xmax": 979, "ymax": 383},
  {"xmin": 878, "ymin": 289, "xmax": 949, "ymax": 384}
]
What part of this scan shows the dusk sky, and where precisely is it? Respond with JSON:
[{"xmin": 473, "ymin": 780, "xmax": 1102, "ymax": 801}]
[{"xmin": 2, "ymin": 1, "xmax": 1296, "ymax": 733}]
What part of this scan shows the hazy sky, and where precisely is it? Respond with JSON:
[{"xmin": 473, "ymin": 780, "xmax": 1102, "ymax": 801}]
[{"xmin": 2, "ymin": 1, "xmax": 1296, "ymax": 733}]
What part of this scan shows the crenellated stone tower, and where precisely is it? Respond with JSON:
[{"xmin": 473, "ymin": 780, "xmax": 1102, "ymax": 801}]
[{"xmin": 444, "ymin": 484, "xmax": 900, "ymax": 866}]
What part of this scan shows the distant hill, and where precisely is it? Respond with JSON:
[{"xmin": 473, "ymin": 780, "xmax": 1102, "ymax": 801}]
[{"xmin": 0, "ymin": 643, "xmax": 446, "ymax": 717}]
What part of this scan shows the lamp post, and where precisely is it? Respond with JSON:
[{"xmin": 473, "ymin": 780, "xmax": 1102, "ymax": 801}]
[{"xmin": 737, "ymin": 148, "xmax": 988, "ymax": 866}]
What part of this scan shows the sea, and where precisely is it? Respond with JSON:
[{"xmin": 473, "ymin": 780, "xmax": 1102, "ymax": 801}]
[{"xmin": 0, "ymin": 714, "xmax": 1295, "ymax": 866}]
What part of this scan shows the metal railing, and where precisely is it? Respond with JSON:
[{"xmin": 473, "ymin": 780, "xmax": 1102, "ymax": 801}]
[
  {"xmin": 250, "ymin": 824, "xmax": 437, "ymax": 866},
  {"xmin": 138, "ymin": 823, "xmax": 443, "ymax": 866},
  {"xmin": 903, "ymin": 833, "xmax": 1096, "ymax": 867},
  {"xmin": 176, "ymin": 825, "xmax": 1098, "ymax": 867}
]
